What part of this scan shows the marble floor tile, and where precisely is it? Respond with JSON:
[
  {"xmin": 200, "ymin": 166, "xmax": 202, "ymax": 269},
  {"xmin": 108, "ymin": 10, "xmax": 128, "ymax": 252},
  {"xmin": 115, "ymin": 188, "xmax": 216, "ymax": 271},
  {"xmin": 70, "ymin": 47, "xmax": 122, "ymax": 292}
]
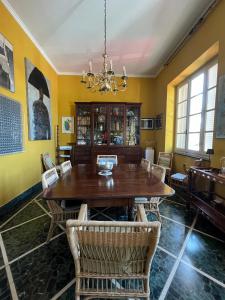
[
  {"xmin": 0, "ymin": 268, "xmax": 12, "ymax": 300},
  {"xmin": 194, "ymin": 213, "xmax": 225, "ymax": 241},
  {"xmin": 36, "ymin": 199, "xmax": 50, "ymax": 212},
  {"xmin": 59, "ymin": 285, "xmax": 74, "ymax": 299},
  {"xmin": 150, "ymin": 248, "xmax": 176, "ymax": 300},
  {"xmin": 0, "ymin": 200, "xmax": 32, "ymax": 227},
  {"xmin": 165, "ymin": 262, "xmax": 225, "ymax": 300},
  {"xmin": 2, "ymin": 215, "xmax": 61, "ymax": 261},
  {"xmin": 160, "ymin": 200, "xmax": 195, "ymax": 226},
  {"xmin": 0, "ymin": 248, "xmax": 4, "ymax": 268},
  {"xmin": 159, "ymin": 218, "xmax": 189, "ymax": 255},
  {"xmin": 10, "ymin": 235, "xmax": 74, "ymax": 300},
  {"xmin": 182, "ymin": 231, "xmax": 225, "ymax": 284},
  {"xmin": 166, "ymin": 188, "xmax": 187, "ymax": 205},
  {"xmin": 0, "ymin": 201, "xmax": 45, "ymax": 231}
]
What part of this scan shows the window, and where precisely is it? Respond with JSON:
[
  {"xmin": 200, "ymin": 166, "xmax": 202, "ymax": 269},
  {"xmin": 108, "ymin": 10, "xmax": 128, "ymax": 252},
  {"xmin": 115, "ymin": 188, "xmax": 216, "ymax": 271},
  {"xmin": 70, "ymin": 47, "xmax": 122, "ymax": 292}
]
[{"xmin": 175, "ymin": 60, "xmax": 218, "ymax": 156}]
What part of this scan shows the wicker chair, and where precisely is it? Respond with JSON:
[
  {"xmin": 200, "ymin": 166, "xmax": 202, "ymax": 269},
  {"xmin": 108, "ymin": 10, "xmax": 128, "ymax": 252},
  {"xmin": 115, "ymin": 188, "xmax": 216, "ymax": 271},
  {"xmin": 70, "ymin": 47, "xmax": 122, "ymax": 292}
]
[
  {"xmin": 141, "ymin": 158, "xmax": 151, "ymax": 172},
  {"xmin": 60, "ymin": 160, "xmax": 72, "ymax": 175},
  {"xmin": 157, "ymin": 152, "xmax": 173, "ymax": 180},
  {"xmin": 67, "ymin": 204, "xmax": 161, "ymax": 300},
  {"xmin": 41, "ymin": 152, "xmax": 60, "ymax": 172},
  {"xmin": 42, "ymin": 167, "xmax": 80, "ymax": 242},
  {"xmin": 135, "ymin": 164, "xmax": 166, "ymax": 222}
]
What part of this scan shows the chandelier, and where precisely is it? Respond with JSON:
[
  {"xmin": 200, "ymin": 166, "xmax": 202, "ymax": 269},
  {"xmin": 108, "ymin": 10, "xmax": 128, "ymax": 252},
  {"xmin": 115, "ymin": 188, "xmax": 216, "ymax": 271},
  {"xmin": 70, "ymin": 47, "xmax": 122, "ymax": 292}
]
[{"xmin": 81, "ymin": 0, "xmax": 128, "ymax": 94}]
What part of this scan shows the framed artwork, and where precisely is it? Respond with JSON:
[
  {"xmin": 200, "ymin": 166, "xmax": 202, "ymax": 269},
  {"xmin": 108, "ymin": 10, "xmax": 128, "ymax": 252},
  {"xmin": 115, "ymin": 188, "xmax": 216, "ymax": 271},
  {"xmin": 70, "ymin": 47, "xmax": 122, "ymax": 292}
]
[
  {"xmin": 25, "ymin": 58, "xmax": 52, "ymax": 140},
  {"xmin": 0, "ymin": 33, "xmax": 15, "ymax": 92},
  {"xmin": 216, "ymin": 74, "xmax": 225, "ymax": 138},
  {"xmin": 141, "ymin": 118, "xmax": 154, "ymax": 130},
  {"xmin": 0, "ymin": 94, "xmax": 23, "ymax": 155},
  {"xmin": 62, "ymin": 116, "xmax": 74, "ymax": 134}
]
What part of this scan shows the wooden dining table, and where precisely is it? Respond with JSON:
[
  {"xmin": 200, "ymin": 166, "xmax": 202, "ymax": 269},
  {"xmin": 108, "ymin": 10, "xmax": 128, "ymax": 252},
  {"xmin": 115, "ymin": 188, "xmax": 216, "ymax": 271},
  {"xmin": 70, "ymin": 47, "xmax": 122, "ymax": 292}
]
[{"xmin": 43, "ymin": 163, "xmax": 175, "ymax": 220}]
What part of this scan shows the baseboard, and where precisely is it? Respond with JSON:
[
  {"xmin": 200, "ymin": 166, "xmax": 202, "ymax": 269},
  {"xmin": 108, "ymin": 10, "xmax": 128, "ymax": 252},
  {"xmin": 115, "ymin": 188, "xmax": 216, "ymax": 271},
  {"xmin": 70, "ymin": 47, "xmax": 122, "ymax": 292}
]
[{"xmin": 0, "ymin": 182, "xmax": 42, "ymax": 217}]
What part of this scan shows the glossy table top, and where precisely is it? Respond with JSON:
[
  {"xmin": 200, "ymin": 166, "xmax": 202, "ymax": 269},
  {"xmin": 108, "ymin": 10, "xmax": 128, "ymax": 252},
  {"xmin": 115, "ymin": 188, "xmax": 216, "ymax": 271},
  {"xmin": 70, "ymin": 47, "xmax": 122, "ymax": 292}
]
[{"xmin": 43, "ymin": 164, "xmax": 175, "ymax": 200}]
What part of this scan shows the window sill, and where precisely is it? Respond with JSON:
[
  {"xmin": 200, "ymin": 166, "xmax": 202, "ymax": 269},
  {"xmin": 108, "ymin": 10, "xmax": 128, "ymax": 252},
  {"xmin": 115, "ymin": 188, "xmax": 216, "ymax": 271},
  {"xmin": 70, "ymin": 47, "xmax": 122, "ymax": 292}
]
[{"xmin": 174, "ymin": 151, "xmax": 209, "ymax": 160}]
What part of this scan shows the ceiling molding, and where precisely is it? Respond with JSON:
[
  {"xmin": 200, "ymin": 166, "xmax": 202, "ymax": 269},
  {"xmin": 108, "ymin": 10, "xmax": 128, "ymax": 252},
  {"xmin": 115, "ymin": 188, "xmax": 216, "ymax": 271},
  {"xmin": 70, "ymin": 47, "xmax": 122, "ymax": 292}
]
[{"xmin": 2, "ymin": 0, "xmax": 59, "ymax": 74}]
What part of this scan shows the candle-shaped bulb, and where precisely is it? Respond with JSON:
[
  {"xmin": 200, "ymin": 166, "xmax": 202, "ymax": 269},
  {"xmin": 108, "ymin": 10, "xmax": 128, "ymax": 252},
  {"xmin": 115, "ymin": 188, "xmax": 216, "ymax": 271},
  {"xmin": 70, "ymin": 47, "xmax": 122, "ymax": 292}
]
[
  {"xmin": 110, "ymin": 59, "xmax": 113, "ymax": 71},
  {"xmin": 123, "ymin": 66, "xmax": 126, "ymax": 76},
  {"xmin": 89, "ymin": 61, "xmax": 92, "ymax": 73}
]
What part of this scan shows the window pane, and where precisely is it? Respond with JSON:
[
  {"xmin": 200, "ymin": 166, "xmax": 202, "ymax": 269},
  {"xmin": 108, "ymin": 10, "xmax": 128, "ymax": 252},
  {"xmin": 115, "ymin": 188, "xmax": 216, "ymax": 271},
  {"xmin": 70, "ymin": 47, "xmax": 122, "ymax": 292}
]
[
  {"xmin": 177, "ymin": 117, "xmax": 186, "ymax": 133},
  {"xmin": 205, "ymin": 110, "xmax": 215, "ymax": 131},
  {"xmin": 207, "ymin": 88, "xmax": 216, "ymax": 110},
  {"xmin": 176, "ymin": 134, "xmax": 186, "ymax": 149},
  {"xmin": 190, "ymin": 94, "xmax": 203, "ymax": 115},
  {"xmin": 189, "ymin": 114, "xmax": 201, "ymax": 132},
  {"xmin": 208, "ymin": 64, "xmax": 218, "ymax": 89},
  {"xmin": 204, "ymin": 132, "xmax": 213, "ymax": 152},
  {"xmin": 177, "ymin": 101, "xmax": 187, "ymax": 118},
  {"xmin": 188, "ymin": 133, "xmax": 200, "ymax": 151},
  {"xmin": 191, "ymin": 73, "xmax": 204, "ymax": 97},
  {"xmin": 178, "ymin": 83, "xmax": 188, "ymax": 103}
]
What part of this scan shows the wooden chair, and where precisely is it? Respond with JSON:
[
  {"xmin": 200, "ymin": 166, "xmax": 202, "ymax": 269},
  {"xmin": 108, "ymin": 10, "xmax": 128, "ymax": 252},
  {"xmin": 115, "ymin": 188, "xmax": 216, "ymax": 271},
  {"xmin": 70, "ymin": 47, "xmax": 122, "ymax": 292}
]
[
  {"xmin": 42, "ymin": 168, "xmax": 80, "ymax": 242},
  {"xmin": 66, "ymin": 204, "xmax": 161, "ymax": 300},
  {"xmin": 170, "ymin": 164, "xmax": 188, "ymax": 189},
  {"xmin": 157, "ymin": 152, "xmax": 173, "ymax": 179},
  {"xmin": 141, "ymin": 158, "xmax": 151, "ymax": 172},
  {"xmin": 135, "ymin": 164, "xmax": 167, "ymax": 222},
  {"xmin": 60, "ymin": 160, "xmax": 72, "ymax": 175}
]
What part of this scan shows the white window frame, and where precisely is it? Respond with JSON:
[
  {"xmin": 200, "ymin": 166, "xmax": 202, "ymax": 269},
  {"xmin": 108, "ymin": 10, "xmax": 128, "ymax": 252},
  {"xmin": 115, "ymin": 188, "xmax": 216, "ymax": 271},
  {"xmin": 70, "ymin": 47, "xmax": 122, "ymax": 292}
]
[{"xmin": 175, "ymin": 59, "xmax": 218, "ymax": 158}]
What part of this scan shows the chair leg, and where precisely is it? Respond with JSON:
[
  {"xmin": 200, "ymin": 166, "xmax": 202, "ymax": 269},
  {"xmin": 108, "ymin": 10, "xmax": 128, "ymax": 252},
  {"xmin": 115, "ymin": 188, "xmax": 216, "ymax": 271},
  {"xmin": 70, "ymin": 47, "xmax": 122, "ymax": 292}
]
[
  {"xmin": 46, "ymin": 218, "xmax": 56, "ymax": 243},
  {"xmin": 156, "ymin": 210, "xmax": 162, "ymax": 223}
]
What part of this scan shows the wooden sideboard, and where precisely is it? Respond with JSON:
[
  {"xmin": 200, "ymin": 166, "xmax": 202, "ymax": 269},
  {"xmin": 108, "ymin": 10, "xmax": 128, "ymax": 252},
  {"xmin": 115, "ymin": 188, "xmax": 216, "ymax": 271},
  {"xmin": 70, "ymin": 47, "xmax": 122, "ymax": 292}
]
[
  {"xmin": 188, "ymin": 167, "xmax": 225, "ymax": 233},
  {"xmin": 70, "ymin": 145, "xmax": 143, "ymax": 165}
]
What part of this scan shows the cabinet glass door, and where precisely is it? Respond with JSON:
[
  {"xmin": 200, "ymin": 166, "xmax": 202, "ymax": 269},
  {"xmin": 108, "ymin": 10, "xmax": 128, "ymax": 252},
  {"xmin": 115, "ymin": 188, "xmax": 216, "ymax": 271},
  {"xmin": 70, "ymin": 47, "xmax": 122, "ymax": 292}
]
[
  {"xmin": 110, "ymin": 105, "xmax": 125, "ymax": 145},
  {"xmin": 126, "ymin": 105, "xmax": 140, "ymax": 145},
  {"xmin": 76, "ymin": 105, "xmax": 91, "ymax": 145},
  {"xmin": 93, "ymin": 105, "xmax": 107, "ymax": 145}
]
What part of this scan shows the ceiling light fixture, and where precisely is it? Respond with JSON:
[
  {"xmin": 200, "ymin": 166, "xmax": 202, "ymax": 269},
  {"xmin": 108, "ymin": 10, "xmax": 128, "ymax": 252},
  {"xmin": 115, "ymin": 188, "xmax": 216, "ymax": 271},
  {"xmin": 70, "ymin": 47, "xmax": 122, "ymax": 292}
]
[{"xmin": 81, "ymin": 0, "xmax": 128, "ymax": 94}]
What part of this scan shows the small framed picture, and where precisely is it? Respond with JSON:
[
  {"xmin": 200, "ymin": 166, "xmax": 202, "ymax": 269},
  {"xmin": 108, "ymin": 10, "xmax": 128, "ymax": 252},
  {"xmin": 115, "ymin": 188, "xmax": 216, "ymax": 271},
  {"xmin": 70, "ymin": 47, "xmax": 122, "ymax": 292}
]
[
  {"xmin": 141, "ymin": 118, "xmax": 154, "ymax": 130},
  {"xmin": 62, "ymin": 116, "xmax": 74, "ymax": 134}
]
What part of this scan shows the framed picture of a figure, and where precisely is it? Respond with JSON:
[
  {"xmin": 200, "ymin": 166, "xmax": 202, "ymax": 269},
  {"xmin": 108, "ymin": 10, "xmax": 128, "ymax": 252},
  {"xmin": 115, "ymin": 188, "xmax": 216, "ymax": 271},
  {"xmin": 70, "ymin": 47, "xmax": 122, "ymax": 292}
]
[
  {"xmin": 25, "ymin": 58, "xmax": 52, "ymax": 140},
  {"xmin": 62, "ymin": 116, "xmax": 74, "ymax": 134},
  {"xmin": 0, "ymin": 33, "xmax": 15, "ymax": 92}
]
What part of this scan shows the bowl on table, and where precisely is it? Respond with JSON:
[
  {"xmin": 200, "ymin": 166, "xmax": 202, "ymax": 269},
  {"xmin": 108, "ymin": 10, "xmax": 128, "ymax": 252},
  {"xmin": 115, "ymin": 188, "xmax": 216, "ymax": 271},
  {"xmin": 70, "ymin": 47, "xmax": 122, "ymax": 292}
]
[{"xmin": 97, "ymin": 161, "xmax": 114, "ymax": 172}]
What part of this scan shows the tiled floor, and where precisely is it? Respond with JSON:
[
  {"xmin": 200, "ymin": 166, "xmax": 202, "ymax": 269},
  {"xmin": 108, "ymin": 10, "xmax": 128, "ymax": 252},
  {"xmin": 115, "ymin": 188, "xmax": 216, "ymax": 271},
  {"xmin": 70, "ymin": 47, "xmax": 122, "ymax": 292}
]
[{"xmin": 0, "ymin": 190, "xmax": 225, "ymax": 299}]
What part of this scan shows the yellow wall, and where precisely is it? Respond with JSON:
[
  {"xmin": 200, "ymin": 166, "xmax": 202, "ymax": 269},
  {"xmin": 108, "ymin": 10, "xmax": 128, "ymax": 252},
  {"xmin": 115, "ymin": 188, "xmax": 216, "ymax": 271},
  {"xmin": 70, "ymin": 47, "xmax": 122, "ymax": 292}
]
[
  {"xmin": 0, "ymin": 3, "xmax": 58, "ymax": 206},
  {"xmin": 58, "ymin": 76, "xmax": 155, "ymax": 148},
  {"xmin": 155, "ymin": 0, "xmax": 225, "ymax": 171}
]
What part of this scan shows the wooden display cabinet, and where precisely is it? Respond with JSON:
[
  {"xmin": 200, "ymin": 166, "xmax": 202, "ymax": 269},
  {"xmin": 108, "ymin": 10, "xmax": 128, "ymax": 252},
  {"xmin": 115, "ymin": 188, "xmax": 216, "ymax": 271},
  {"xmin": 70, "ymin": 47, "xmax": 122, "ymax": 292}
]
[{"xmin": 71, "ymin": 102, "xmax": 143, "ymax": 164}]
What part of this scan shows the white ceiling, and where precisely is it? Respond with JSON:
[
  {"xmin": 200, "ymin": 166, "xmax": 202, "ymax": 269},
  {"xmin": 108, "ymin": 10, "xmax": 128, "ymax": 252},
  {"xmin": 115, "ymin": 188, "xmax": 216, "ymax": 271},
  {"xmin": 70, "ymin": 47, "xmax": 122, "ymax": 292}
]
[{"xmin": 4, "ymin": 0, "xmax": 214, "ymax": 76}]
